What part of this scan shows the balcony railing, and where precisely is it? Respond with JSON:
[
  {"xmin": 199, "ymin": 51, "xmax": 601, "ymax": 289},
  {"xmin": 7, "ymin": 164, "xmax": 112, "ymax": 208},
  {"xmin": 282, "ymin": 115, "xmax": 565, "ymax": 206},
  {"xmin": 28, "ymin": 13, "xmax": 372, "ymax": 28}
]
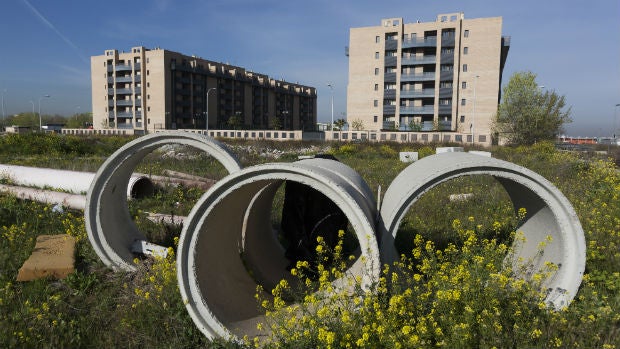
[
  {"xmin": 400, "ymin": 89, "xmax": 435, "ymax": 98},
  {"xmin": 438, "ymin": 105, "xmax": 453, "ymax": 114},
  {"xmin": 440, "ymin": 71, "xmax": 454, "ymax": 81},
  {"xmin": 116, "ymin": 100, "xmax": 133, "ymax": 106},
  {"xmin": 384, "ymin": 72, "xmax": 396, "ymax": 83},
  {"xmin": 383, "ymin": 105, "xmax": 396, "ymax": 114},
  {"xmin": 384, "ymin": 56, "xmax": 397, "ymax": 67},
  {"xmin": 441, "ymin": 36, "xmax": 455, "ymax": 47},
  {"xmin": 385, "ymin": 39, "xmax": 398, "ymax": 50},
  {"xmin": 115, "ymin": 76, "xmax": 133, "ymax": 83},
  {"xmin": 115, "ymin": 64, "xmax": 133, "ymax": 71},
  {"xmin": 440, "ymin": 55, "xmax": 454, "ymax": 64},
  {"xmin": 401, "ymin": 72, "xmax": 435, "ymax": 82},
  {"xmin": 400, "ymin": 105, "xmax": 434, "ymax": 114},
  {"xmin": 115, "ymin": 88, "xmax": 133, "ymax": 94},
  {"xmin": 116, "ymin": 112, "xmax": 134, "ymax": 118},
  {"xmin": 384, "ymin": 89, "xmax": 396, "ymax": 98},
  {"xmin": 438, "ymin": 120, "xmax": 452, "ymax": 131},
  {"xmin": 402, "ymin": 37, "xmax": 437, "ymax": 48},
  {"xmin": 439, "ymin": 87, "xmax": 453, "ymax": 97},
  {"xmin": 401, "ymin": 55, "xmax": 436, "ymax": 65}
]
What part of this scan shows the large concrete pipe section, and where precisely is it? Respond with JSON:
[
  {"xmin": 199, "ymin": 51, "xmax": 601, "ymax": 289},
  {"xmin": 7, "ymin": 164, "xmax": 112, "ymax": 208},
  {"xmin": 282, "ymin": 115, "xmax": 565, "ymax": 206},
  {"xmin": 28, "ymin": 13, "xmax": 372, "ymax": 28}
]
[
  {"xmin": 379, "ymin": 152, "xmax": 586, "ymax": 309},
  {"xmin": 0, "ymin": 164, "xmax": 153, "ymax": 198},
  {"xmin": 177, "ymin": 158, "xmax": 380, "ymax": 340},
  {"xmin": 85, "ymin": 131, "xmax": 241, "ymax": 271}
]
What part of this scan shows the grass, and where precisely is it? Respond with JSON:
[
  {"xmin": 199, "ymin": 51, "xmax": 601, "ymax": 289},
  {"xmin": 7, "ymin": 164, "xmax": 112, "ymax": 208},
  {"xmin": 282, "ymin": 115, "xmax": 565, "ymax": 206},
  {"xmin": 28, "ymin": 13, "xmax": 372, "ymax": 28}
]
[{"xmin": 0, "ymin": 134, "xmax": 618, "ymax": 348}]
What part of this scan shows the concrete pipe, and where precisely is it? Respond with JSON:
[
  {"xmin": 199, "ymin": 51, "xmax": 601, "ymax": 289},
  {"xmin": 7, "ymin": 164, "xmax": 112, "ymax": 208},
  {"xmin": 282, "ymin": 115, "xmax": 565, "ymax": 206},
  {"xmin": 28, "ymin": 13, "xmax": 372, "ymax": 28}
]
[
  {"xmin": 0, "ymin": 164, "xmax": 153, "ymax": 198},
  {"xmin": 85, "ymin": 131, "xmax": 241, "ymax": 271},
  {"xmin": 177, "ymin": 158, "xmax": 380, "ymax": 340},
  {"xmin": 379, "ymin": 152, "xmax": 586, "ymax": 309}
]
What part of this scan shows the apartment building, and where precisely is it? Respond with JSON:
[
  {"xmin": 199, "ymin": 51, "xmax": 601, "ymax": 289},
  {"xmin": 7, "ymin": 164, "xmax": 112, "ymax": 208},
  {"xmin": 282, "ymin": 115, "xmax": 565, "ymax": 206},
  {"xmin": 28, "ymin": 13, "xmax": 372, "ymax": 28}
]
[
  {"xmin": 347, "ymin": 13, "xmax": 510, "ymax": 144},
  {"xmin": 91, "ymin": 47, "xmax": 316, "ymax": 134}
]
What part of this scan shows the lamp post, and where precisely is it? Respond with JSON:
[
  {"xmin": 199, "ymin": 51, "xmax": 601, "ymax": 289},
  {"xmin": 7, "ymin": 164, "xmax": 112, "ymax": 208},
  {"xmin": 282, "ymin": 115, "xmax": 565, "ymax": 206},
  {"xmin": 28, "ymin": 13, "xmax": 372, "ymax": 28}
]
[
  {"xmin": 38, "ymin": 95, "xmax": 50, "ymax": 132},
  {"xmin": 327, "ymin": 83, "xmax": 334, "ymax": 131},
  {"xmin": 30, "ymin": 101, "xmax": 35, "ymax": 124},
  {"xmin": 205, "ymin": 87, "xmax": 216, "ymax": 132},
  {"xmin": 614, "ymin": 104, "xmax": 620, "ymax": 143},
  {"xmin": 471, "ymin": 75, "xmax": 479, "ymax": 145},
  {"xmin": 282, "ymin": 110, "xmax": 289, "ymax": 129},
  {"xmin": 1, "ymin": 89, "xmax": 6, "ymax": 125}
]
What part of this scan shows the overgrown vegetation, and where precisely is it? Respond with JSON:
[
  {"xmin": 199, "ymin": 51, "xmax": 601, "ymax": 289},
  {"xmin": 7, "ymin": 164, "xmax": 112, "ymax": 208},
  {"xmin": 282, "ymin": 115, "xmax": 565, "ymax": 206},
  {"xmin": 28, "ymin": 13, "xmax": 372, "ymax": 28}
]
[{"xmin": 0, "ymin": 134, "xmax": 618, "ymax": 348}]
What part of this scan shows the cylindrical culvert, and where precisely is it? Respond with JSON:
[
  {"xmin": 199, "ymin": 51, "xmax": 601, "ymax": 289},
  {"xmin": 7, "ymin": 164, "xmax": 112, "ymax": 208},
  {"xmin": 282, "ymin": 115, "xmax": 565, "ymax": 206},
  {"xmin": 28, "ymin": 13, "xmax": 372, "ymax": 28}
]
[
  {"xmin": 379, "ymin": 152, "xmax": 586, "ymax": 309},
  {"xmin": 177, "ymin": 158, "xmax": 380, "ymax": 340},
  {"xmin": 85, "ymin": 131, "xmax": 241, "ymax": 271}
]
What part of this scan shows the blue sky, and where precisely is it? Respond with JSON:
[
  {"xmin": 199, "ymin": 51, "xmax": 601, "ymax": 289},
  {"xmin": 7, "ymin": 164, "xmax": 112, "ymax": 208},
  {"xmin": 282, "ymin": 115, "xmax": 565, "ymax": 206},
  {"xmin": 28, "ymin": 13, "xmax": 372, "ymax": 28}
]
[{"xmin": 0, "ymin": 0, "xmax": 618, "ymax": 136}]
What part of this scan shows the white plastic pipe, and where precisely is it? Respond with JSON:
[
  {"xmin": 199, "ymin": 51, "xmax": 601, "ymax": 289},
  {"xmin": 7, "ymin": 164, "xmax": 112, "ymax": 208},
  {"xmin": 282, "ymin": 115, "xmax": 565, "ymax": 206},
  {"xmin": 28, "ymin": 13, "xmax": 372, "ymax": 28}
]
[{"xmin": 0, "ymin": 164, "xmax": 153, "ymax": 199}]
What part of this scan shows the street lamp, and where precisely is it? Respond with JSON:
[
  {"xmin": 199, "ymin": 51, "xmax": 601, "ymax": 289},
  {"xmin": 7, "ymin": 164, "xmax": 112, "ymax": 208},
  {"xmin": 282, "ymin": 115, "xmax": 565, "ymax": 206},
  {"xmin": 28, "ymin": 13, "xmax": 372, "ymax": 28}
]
[
  {"xmin": 1, "ymin": 89, "xmax": 6, "ymax": 124},
  {"xmin": 614, "ymin": 104, "xmax": 620, "ymax": 142},
  {"xmin": 205, "ymin": 87, "xmax": 216, "ymax": 132},
  {"xmin": 327, "ymin": 83, "xmax": 334, "ymax": 131},
  {"xmin": 38, "ymin": 95, "xmax": 50, "ymax": 132},
  {"xmin": 282, "ymin": 110, "xmax": 289, "ymax": 129}
]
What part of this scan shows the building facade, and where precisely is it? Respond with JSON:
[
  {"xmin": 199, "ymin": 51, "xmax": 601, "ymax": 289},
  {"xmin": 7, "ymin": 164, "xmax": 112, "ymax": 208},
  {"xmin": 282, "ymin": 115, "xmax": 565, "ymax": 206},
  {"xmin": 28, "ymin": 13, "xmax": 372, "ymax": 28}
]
[
  {"xmin": 347, "ymin": 13, "xmax": 510, "ymax": 144},
  {"xmin": 91, "ymin": 47, "xmax": 317, "ymax": 134}
]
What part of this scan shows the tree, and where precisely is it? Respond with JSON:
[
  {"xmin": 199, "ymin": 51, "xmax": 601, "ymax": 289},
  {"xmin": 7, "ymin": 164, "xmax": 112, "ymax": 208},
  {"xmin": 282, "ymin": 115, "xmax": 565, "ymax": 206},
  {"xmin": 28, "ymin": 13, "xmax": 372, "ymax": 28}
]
[
  {"xmin": 333, "ymin": 118, "xmax": 347, "ymax": 131},
  {"xmin": 271, "ymin": 116, "xmax": 282, "ymax": 130},
  {"xmin": 351, "ymin": 119, "xmax": 364, "ymax": 131},
  {"xmin": 228, "ymin": 112, "xmax": 243, "ymax": 130},
  {"xmin": 493, "ymin": 71, "xmax": 571, "ymax": 145}
]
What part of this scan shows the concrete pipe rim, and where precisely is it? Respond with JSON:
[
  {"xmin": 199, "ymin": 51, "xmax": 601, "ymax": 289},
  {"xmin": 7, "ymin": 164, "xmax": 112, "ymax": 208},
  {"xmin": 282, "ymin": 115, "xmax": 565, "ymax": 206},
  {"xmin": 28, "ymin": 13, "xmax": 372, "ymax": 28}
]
[
  {"xmin": 177, "ymin": 161, "xmax": 380, "ymax": 340},
  {"xmin": 379, "ymin": 152, "xmax": 586, "ymax": 310},
  {"xmin": 85, "ymin": 131, "xmax": 241, "ymax": 271}
]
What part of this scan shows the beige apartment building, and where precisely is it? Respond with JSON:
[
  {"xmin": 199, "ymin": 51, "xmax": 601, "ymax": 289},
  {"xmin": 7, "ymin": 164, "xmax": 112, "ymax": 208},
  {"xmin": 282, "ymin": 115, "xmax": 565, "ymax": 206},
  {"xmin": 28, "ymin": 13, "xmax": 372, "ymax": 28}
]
[
  {"xmin": 347, "ymin": 13, "xmax": 510, "ymax": 144},
  {"xmin": 91, "ymin": 47, "xmax": 316, "ymax": 134}
]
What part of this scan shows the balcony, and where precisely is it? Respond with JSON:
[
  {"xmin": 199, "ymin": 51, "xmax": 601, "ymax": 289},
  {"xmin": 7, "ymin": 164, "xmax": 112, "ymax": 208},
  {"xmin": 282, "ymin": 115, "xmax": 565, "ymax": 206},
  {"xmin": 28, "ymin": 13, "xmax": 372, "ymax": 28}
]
[
  {"xmin": 439, "ymin": 120, "xmax": 452, "ymax": 131},
  {"xmin": 440, "ymin": 71, "xmax": 454, "ymax": 81},
  {"xmin": 383, "ymin": 120, "xmax": 396, "ymax": 130},
  {"xmin": 135, "ymin": 98, "xmax": 143, "ymax": 106},
  {"xmin": 384, "ymin": 56, "xmax": 397, "ymax": 67},
  {"xmin": 116, "ymin": 88, "xmax": 133, "ymax": 94},
  {"xmin": 134, "ymin": 75, "xmax": 142, "ymax": 82},
  {"xmin": 107, "ymin": 77, "xmax": 114, "ymax": 83},
  {"xmin": 400, "ymin": 105, "xmax": 434, "ymax": 114},
  {"xmin": 401, "ymin": 72, "xmax": 435, "ymax": 82},
  {"xmin": 401, "ymin": 55, "xmax": 436, "ymax": 65},
  {"xmin": 108, "ymin": 100, "xmax": 114, "ymax": 107},
  {"xmin": 439, "ymin": 87, "xmax": 453, "ymax": 97},
  {"xmin": 115, "ymin": 64, "xmax": 133, "ymax": 71},
  {"xmin": 134, "ymin": 63, "xmax": 141, "ymax": 70},
  {"xmin": 118, "ymin": 123, "xmax": 134, "ymax": 129},
  {"xmin": 135, "ymin": 111, "xmax": 142, "ymax": 117},
  {"xmin": 402, "ymin": 37, "xmax": 437, "ymax": 48},
  {"xmin": 440, "ymin": 54, "xmax": 454, "ymax": 64},
  {"xmin": 441, "ymin": 35, "xmax": 455, "ymax": 47},
  {"xmin": 385, "ymin": 39, "xmax": 398, "ymax": 50},
  {"xmin": 115, "ymin": 76, "xmax": 133, "ymax": 83},
  {"xmin": 400, "ymin": 88, "xmax": 435, "ymax": 98},
  {"xmin": 116, "ymin": 100, "xmax": 133, "ymax": 106},
  {"xmin": 384, "ymin": 89, "xmax": 396, "ymax": 98},
  {"xmin": 108, "ymin": 88, "xmax": 114, "ymax": 95},
  {"xmin": 438, "ymin": 105, "xmax": 452, "ymax": 114},
  {"xmin": 421, "ymin": 121, "xmax": 434, "ymax": 131},
  {"xmin": 384, "ymin": 72, "xmax": 396, "ymax": 83},
  {"xmin": 383, "ymin": 105, "xmax": 396, "ymax": 114},
  {"xmin": 116, "ymin": 112, "xmax": 134, "ymax": 118},
  {"xmin": 107, "ymin": 66, "xmax": 113, "ymax": 73}
]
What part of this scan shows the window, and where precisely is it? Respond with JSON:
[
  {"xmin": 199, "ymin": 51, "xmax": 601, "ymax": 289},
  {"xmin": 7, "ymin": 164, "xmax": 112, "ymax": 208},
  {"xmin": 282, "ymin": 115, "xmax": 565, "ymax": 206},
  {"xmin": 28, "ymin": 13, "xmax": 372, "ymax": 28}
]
[
  {"xmin": 462, "ymin": 81, "xmax": 467, "ymax": 89},
  {"xmin": 393, "ymin": 20, "xmax": 399, "ymax": 26},
  {"xmin": 147, "ymin": 94, "xmax": 150, "ymax": 100},
  {"xmin": 461, "ymin": 99, "xmax": 466, "ymax": 106},
  {"xmin": 374, "ymin": 84, "xmax": 379, "ymax": 91},
  {"xmin": 441, "ymin": 64, "xmax": 453, "ymax": 71},
  {"xmin": 374, "ymin": 115, "xmax": 378, "ymax": 123},
  {"xmin": 440, "ymin": 81, "xmax": 453, "ymax": 88},
  {"xmin": 463, "ymin": 64, "xmax": 468, "ymax": 72},
  {"xmin": 463, "ymin": 47, "xmax": 469, "ymax": 54},
  {"xmin": 374, "ymin": 68, "xmax": 379, "ymax": 75},
  {"xmin": 460, "ymin": 115, "xmax": 465, "ymax": 123},
  {"xmin": 147, "ymin": 82, "xmax": 150, "ymax": 87},
  {"xmin": 375, "ymin": 36, "xmax": 380, "ymax": 43},
  {"xmin": 479, "ymin": 135, "xmax": 487, "ymax": 143},
  {"xmin": 439, "ymin": 98, "xmax": 451, "ymax": 105},
  {"xmin": 464, "ymin": 30, "xmax": 469, "ymax": 38},
  {"xmin": 146, "ymin": 70, "xmax": 149, "ymax": 76},
  {"xmin": 374, "ymin": 100, "xmax": 378, "ymax": 107},
  {"xmin": 441, "ymin": 16, "xmax": 447, "ymax": 22},
  {"xmin": 375, "ymin": 51, "xmax": 379, "ymax": 59}
]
